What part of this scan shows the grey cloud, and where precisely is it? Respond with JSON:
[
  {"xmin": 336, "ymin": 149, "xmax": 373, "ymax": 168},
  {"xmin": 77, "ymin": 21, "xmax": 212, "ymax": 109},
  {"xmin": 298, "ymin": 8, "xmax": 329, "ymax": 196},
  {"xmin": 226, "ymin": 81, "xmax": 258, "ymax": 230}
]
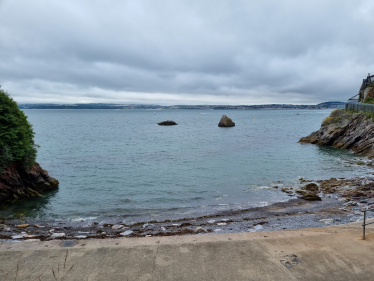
[{"xmin": 1, "ymin": 0, "xmax": 374, "ymax": 104}]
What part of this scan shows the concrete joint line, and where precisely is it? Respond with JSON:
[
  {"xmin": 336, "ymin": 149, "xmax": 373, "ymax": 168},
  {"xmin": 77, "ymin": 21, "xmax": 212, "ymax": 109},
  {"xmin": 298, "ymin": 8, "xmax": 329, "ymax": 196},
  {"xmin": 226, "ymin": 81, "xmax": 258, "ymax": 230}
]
[
  {"xmin": 253, "ymin": 239, "xmax": 299, "ymax": 280},
  {"xmin": 151, "ymin": 243, "xmax": 160, "ymax": 276}
]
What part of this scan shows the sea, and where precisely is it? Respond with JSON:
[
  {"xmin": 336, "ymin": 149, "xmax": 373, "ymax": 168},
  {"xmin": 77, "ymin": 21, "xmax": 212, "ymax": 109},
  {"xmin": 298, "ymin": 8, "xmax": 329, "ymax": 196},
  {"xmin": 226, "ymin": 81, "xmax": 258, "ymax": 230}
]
[{"xmin": 0, "ymin": 109, "xmax": 371, "ymax": 222}]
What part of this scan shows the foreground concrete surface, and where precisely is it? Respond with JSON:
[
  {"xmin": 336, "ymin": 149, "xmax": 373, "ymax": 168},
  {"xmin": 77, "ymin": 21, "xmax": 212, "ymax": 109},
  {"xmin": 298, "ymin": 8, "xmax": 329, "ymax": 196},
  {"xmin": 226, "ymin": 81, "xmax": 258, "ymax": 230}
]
[{"xmin": 1, "ymin": 220, "xmax": 374, "ymax": 280}]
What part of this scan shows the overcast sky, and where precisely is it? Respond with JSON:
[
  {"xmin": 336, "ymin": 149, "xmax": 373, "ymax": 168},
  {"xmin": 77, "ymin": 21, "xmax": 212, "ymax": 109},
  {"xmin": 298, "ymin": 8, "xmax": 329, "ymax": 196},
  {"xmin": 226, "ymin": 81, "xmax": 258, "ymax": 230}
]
[{"xmin": 1, "ymin": 0, "xmax": 374, "ymax": 105}]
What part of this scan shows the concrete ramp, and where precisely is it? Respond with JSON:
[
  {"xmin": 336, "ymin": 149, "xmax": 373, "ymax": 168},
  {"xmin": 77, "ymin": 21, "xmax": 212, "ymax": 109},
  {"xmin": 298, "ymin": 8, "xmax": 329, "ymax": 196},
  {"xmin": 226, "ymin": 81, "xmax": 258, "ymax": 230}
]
[{"xmin": 0, "ymin": 221, "xmax": 373, "ymax": 280}]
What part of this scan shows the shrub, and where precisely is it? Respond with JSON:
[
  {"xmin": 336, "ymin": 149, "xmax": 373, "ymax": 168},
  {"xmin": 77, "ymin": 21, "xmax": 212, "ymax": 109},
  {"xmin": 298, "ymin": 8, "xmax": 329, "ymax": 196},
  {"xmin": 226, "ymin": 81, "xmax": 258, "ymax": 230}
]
[{"xmin": 0, "ymin": 89, "xmax": 37, "ymax": 172}]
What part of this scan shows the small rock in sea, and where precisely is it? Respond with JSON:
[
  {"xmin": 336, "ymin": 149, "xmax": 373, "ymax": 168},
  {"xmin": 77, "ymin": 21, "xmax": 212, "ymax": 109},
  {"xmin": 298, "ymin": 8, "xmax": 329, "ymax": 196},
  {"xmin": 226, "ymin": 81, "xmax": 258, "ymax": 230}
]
[
  {"xmin": 51, "ymin": 233, "xmax": 66, "ymax": 238},
  {"xmin": 319, "ymin": 219, "xmax": 333, "ymax": 224},
  {"xmin": 217, "ymin": 223, "xmax": 226, "ymax": 226},
  {"xmin": 273, "ymin": 186, "xmax": 279, "ymax": 189},
  {"xmin": 74, "ymin": 235, "xmax": 87, "ymax": 239},
  {"xmin": 301, "ymin": 183, "xmax": 319, "ymax": 193},
  {"xmin": 218, "ymin": 115, "xmax": 235, "ymax": 127},
  {"xmin": 194, "ymin": 227, "xmax": 208, "ymax": 233},
  {"xmin": 335, "ymin": 218, "xmax": 341, "ymax": 221},
  {"xmin": 143, "ymin": 223, "xmax": 154, "ymax": 229},
  {"xmin": 207, "ymin": 220, "xmax": 216, "ymax": 224},
  {"xmin": 16, "ymin": 224, "xmax": 29, "ymax": 228},
  {"xmin": 214, "ymin": 229, "xmax": 222, "ymax": 232},
  {"xmin": 253, "ymin": 225, "xmax": 264, "ymax": 231},
  {"xmin": 161, "ymin": 227, "xmax": 166, "ymax": 232},
  {"xmin": 111, "ymin": 225, "xmax": 123, "ymax": 230},
  {"xmin": 101, "ymin": 232, "xmax": 106, "ymax": 235},
  {"xmin": 157, "ymin": 120, "xmax": 178, "ymax": 126},
  {"xmin": 120, "ymin": 230, "xmax": 133, "ymax": 236}
]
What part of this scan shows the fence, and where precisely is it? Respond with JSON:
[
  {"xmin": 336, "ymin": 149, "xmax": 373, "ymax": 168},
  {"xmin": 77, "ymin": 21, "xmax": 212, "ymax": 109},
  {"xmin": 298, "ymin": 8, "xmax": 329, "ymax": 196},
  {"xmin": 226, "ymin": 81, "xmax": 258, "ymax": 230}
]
[{"xmin": 345, "ymin": 103, "xmax": 374, "ymax": 113}]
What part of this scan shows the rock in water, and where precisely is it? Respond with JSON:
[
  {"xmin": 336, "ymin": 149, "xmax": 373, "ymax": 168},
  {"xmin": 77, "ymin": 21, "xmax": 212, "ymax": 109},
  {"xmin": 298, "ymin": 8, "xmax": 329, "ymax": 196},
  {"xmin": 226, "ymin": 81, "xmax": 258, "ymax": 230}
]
[
  {"xmin": 218, "ymin": 115, "xmax": 235, "ymax": 127},
  {"xmin": 0, "ymin": 162, "xmax": 59, "ymax": 205},
  {"xmin": 157, "ymin": 120, "xmax": 178, "ymax": 125},
  {"xmin": 299, "ymin": 109, "xmax": 374, "ymax": 157}
]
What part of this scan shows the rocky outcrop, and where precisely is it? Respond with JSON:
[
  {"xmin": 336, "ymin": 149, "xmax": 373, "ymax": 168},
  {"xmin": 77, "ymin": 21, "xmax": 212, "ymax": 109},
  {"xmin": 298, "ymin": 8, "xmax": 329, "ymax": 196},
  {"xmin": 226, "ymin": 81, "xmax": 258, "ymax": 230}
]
[
  {"xmin": 218, "ymin": 115, "xmax": 235, "ymax": 127},
  {"xmin": 157, "ymin": 120, "xmax": 178, "ymax": 125},
  {"xmin": 0, "ymin": 162, "xmax": 59, "ymax": 205},
  {"xmin": 299, "ymin": 109, "xmax": 374, "ymax": 157}
]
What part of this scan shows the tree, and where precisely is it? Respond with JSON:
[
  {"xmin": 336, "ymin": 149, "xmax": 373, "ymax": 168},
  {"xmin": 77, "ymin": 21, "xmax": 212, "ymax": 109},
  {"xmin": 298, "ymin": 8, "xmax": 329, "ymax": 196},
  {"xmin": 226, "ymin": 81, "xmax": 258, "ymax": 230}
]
[{"xmin": 0, "ymin": 88, "xmax": 37, "ymax": 172}]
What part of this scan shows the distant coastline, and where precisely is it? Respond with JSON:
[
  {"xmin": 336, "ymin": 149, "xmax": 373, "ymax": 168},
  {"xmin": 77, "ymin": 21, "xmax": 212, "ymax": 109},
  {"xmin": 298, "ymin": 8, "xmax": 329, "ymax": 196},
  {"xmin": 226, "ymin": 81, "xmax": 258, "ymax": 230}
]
[{"xmin": 19, "ymin": 101, "xmax": 345, "ymax": 110}]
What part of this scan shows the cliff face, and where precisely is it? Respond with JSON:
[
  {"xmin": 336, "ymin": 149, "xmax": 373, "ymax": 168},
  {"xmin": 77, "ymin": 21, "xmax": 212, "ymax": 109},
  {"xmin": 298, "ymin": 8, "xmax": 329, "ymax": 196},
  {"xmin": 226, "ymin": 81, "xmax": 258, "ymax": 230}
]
[
  {"xmin": 0, "ymin": 162, "xmax": 59, "ymax": 205},
  {"xmin": 299, "ymin": 109, "xmax": 374, "ymax": 158}
]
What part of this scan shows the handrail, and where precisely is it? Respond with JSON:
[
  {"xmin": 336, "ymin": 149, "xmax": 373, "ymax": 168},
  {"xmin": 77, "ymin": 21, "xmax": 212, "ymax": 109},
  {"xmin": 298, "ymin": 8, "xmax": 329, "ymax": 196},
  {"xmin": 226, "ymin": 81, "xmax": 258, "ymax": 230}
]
[{"xmin": 361, "ymin": 209, "xmax": 374, "ymax": 240}]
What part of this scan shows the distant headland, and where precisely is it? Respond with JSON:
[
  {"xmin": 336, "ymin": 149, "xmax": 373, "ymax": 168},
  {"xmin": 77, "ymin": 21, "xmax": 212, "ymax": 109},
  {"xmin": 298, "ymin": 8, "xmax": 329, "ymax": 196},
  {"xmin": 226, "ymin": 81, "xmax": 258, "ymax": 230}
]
[{"xmin": 18, "ymin": 101, "xmax": 344, "ymax": 110}]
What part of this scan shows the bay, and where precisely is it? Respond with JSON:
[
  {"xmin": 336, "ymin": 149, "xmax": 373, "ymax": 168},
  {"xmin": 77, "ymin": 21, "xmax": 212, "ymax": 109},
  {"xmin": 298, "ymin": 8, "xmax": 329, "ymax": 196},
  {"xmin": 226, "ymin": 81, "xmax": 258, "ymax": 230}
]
[{"xmin": 0, "ymin": 109, "xmax": 369, "ymax": 221}]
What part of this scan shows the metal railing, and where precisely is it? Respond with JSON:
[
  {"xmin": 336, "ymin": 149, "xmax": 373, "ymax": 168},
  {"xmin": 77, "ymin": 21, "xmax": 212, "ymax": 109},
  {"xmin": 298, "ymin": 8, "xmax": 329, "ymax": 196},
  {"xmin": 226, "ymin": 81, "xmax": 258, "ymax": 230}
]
[
  {"xmin": 345, "ymin": 103, "xmax": 374, "ymax": 113},
  {"xmin": 362, "ymin": 210, "xmax": 374, "ymax": 240}
]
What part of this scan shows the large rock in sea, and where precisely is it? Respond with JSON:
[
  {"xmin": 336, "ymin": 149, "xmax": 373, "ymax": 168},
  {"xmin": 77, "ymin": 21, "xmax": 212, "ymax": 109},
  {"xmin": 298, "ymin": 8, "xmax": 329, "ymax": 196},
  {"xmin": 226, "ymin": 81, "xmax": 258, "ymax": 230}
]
[
  {"xmin": 218, "ymin": 115, "xmax": 235, "ymax": 127},
  {"xmin": 299, "ymin": 109, "xmax": 374, "ymax": 157},
  {"xmin": 0, "ymin": 162, "xmax": 59, "ymax": 205}
]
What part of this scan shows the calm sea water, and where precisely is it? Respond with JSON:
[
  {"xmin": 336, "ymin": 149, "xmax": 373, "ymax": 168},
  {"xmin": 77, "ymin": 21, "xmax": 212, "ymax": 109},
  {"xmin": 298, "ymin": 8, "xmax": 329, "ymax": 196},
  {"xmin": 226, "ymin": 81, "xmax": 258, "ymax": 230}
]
[{"xmin": 0, "ymin": 109, "xmax": 370, "ymax": 221}]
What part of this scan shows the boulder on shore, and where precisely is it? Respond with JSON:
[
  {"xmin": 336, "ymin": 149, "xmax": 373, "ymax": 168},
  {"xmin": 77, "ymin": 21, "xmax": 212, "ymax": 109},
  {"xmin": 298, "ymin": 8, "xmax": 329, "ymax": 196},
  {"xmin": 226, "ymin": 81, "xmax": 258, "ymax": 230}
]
[
  {"xmin": 218, "ymin": 115, "xmax": 235, "ymax": 127},
  {"xmin": 157, "ymin": 120, "xmax": 178, "ymax": 126},
  {"xmin": 0, "ymin": 162, "xmax": 59, "ymax": 206}
]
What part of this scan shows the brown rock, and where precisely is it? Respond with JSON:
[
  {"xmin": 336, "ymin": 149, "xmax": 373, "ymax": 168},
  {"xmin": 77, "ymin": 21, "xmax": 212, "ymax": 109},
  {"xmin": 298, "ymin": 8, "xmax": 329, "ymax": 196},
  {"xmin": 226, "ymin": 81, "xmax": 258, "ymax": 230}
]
[
  {"xmin": 301, "ymin": 183, "xmax": 319, "ymax": 193},
  {"xmin": 16, "ymin": 224, "xmax": 30, "ymax": 228},
  {"xmin": 218, "ymin": 115, "xmax": 235, "ymax": 127},
  {"xmin": 301, "ymin": 194, "xmax": 322, "ymax": 201},
  {"xmin": 299, "ymin": 109, "xmax": 374, "ymax": 157},
  {"xmin": 0, "ymin": 162, "xmax": 59, "ymax": 205}
]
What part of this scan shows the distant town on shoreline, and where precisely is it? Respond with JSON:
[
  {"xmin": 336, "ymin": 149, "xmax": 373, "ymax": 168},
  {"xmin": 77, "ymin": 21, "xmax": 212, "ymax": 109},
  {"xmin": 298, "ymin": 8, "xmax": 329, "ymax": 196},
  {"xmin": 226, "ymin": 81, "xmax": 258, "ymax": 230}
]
[{"xmin": 19, "ymin": 101, "xmax": 345, "ymax": 110}]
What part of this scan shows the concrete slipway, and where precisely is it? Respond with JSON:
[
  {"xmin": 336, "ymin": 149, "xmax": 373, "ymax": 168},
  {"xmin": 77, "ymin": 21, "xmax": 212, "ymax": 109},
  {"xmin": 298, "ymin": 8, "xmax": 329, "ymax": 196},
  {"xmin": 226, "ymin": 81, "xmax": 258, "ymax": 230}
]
[{"xmin": 0, "ymin": 220, "xmax": 374, "ymax": 281}]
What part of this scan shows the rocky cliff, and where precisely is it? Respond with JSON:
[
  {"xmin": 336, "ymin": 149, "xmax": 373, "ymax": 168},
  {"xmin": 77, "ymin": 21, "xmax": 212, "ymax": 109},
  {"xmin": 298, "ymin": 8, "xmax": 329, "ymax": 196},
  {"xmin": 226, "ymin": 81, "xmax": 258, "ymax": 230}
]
[
  {"xmin": 299, "ymin": 109, "xmax": 374, "ymax": 157},
  {"xmin": 0, "ymin": 162, "xmax": 59, "ymax": 206}
]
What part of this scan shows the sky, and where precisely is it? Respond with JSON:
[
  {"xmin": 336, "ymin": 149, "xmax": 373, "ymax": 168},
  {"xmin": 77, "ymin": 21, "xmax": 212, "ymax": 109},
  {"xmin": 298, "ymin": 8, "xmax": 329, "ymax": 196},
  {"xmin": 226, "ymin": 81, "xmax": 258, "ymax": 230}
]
[{"xmin": 1, "ymin": 0, "xmax": 374, "ymax": 105}]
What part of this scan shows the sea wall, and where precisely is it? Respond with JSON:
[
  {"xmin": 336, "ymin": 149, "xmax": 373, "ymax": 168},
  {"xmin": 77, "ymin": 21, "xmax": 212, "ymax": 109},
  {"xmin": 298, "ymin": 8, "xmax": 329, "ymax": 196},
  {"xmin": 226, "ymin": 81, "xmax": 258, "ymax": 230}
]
[
  {"xmin": 299, "ymin": 109, "xmax": 374, "ymax": 158},
  {"xmin": 0, "ymin": 162, "xmax": 59, "ymax": 206}
]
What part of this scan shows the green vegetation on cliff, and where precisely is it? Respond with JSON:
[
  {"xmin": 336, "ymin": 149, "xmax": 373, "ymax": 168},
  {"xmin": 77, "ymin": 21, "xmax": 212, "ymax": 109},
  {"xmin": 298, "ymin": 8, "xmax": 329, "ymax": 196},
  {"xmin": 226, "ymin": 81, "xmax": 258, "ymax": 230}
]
[{"xmin": 0, "ymin": 89, "xmax": 37, "ymax": 172}]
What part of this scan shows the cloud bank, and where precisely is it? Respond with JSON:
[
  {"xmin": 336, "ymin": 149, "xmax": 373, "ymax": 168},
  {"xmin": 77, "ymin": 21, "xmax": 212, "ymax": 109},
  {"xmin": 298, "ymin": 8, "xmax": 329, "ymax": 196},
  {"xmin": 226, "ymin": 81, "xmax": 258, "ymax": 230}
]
[{"xmin": 1, "ymin": 0, "xmax": 374, "ymax": 105}]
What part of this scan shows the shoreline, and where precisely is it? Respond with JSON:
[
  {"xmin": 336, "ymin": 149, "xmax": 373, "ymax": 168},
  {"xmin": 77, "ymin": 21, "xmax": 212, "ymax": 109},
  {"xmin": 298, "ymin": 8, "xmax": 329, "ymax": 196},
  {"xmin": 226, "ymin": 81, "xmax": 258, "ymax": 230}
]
[{"xmin": 1, "ymin": 175, "xmax": 374, "ymax": 242}]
